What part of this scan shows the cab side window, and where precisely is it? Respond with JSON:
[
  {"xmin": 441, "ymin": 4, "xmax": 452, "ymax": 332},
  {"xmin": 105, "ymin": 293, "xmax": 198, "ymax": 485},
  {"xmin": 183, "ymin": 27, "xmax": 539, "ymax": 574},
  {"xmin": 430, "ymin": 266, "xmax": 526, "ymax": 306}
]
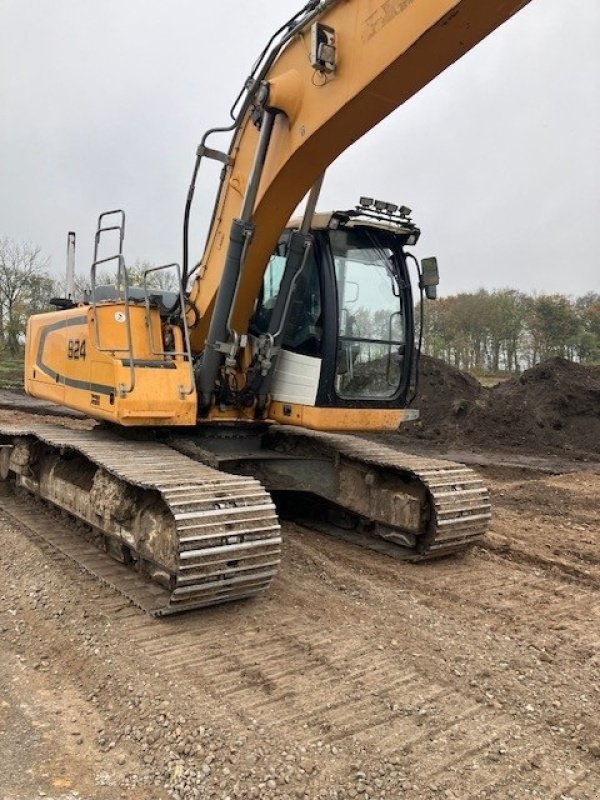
[{"xmin": 250, "ymin": 234, "xmax": 323, "ymax": 357}]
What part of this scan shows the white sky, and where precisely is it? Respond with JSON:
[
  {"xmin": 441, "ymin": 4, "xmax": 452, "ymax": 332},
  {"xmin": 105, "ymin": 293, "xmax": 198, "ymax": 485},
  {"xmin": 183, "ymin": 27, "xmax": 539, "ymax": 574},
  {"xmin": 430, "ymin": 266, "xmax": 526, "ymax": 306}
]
[{"xmin": 1, "ymin": 0, "xmax": 599, "ymax": 297}]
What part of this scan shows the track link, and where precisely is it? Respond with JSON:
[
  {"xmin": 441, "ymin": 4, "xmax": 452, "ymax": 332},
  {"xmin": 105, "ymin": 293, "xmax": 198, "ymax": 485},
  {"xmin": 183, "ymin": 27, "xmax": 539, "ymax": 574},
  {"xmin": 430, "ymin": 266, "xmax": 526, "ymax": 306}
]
[{"xmin": 0, "ymin": 424, "xmax": 281, "ymax": 615}]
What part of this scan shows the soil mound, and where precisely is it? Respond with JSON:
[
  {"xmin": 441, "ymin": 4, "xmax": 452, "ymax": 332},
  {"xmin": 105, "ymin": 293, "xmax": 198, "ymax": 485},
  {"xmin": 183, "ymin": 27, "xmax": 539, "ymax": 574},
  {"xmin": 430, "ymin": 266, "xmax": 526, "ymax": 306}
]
[
  {"xmin": 398, "ymin": 356, "xmax": 600, "ymax": 459},
  {"xmin": 406, "ymin": 354, "xmax": 484, "ymax": 440},
  {"xmin": 465, "ymin": 358, "xmax": 600, "ymax": 457}
]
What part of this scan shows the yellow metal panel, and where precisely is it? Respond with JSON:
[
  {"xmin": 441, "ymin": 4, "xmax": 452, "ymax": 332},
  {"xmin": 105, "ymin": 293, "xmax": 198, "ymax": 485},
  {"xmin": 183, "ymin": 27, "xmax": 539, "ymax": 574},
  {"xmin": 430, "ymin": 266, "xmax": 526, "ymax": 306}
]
[
  {"xmin": 268, "ymin": 402, "xmax": 407, "ymax": 431},
  {"xmin": 25, "ymin": 303, "xmax": 197, "ymax": 426}
]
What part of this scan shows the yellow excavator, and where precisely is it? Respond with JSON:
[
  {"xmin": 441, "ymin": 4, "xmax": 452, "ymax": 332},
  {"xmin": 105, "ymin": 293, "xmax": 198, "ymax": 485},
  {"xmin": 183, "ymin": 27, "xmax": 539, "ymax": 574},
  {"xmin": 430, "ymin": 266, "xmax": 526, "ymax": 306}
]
[{"xmin": 0, "ymin": 0, "xmax": 531, "ymax": 614}]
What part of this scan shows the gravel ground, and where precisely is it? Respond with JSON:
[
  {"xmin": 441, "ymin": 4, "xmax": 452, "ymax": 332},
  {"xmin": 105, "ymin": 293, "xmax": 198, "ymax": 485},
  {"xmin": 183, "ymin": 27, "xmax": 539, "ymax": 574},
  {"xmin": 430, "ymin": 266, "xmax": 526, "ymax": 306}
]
[{"xmin": 0, "ymin": 407, "xmax": 599, "ymax": 799}]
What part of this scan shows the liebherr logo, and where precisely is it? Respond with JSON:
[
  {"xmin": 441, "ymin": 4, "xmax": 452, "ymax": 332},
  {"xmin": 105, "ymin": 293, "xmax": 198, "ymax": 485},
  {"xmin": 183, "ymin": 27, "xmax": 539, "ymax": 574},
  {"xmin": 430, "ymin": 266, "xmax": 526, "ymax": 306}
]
[{"xmin": 362, "ymin": 0, "xmax": 417, "ymax": 43}]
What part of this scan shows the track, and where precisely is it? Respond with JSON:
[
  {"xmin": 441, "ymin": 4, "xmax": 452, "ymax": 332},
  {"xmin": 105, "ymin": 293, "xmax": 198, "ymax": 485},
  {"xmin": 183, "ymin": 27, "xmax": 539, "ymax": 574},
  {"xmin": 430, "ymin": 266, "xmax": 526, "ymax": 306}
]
[
  {"xmin": 0, "ymin": 423, "xmax": 281, "ymax": 614},
  {"xmin": 271, "ymin": 427, "xmax": 492, "ymax": 557},
  {"xmin": 0, "ymin": 406, "xmax": 491, "ymax": 618}
]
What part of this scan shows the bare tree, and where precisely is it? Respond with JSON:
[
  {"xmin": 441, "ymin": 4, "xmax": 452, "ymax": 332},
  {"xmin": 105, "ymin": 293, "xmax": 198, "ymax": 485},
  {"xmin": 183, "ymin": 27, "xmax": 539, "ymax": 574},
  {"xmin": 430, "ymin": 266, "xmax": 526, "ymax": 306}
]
[
  {"xmin": 0, "ymin": 238, "xmax": 53, "ymax": 353},
  {"xmin": 96, "ymin": 259, "xmax": 179, "ymax": 293},
  {"xmin": 129, "ymin": 259, "xmax": 179, "ymax": 291},
  {"xmin": 51, "ymin": 273, "xmax": 92, "ymax": 302}
]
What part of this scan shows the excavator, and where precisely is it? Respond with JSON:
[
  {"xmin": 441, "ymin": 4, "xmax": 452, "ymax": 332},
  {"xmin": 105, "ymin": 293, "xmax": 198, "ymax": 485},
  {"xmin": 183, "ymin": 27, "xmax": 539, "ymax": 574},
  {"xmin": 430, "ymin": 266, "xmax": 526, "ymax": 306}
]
[{"xmin": 0, "ymin": 0, "xmax": 531, "ymax": 614}]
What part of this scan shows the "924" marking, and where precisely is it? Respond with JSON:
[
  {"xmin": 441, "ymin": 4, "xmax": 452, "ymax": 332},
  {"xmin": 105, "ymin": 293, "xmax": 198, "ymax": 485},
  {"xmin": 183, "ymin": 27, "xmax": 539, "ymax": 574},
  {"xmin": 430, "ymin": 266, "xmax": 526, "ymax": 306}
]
[{"xmin": 67, "ymin": 339, "xmax": 86, "ymax": 360}]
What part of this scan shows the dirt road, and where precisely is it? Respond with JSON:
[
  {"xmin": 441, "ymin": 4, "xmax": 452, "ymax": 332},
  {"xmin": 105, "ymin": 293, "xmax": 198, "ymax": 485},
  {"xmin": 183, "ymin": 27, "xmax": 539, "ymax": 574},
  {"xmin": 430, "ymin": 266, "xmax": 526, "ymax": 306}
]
[{"xmin": 0, "ymin": 408, "xmax": 599, "ymax": 799}]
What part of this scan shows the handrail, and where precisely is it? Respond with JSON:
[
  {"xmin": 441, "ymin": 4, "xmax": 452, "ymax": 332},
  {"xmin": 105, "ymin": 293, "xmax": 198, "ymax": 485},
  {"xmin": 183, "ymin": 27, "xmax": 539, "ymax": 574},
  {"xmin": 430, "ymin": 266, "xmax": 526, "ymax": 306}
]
[
  {"xmin": 89, "ymin": 209, "xmax": 135, "ymax": 396},
  {"xmin": 142, "ymin": 263, "xmax": 195, "ymax": 397}
]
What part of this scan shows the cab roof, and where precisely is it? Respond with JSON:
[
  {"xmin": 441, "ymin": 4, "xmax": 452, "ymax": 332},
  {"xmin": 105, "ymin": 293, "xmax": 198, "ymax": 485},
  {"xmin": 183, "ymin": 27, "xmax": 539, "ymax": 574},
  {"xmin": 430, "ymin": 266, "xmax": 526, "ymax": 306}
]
[{"xmin": 288, "ymin": 210, "xmax": 418, "ymax": 238}]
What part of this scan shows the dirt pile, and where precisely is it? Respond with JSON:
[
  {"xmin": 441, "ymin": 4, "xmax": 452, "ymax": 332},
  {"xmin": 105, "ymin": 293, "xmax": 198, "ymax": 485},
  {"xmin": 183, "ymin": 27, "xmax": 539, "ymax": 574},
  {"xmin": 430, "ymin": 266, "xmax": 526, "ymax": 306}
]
[
  {"xmin": 404, "ymin": 356, "xmax": 600, "ymax": 459},
  {"xmin": 405, "ymin": 354, "xmax": 484, "ymax": 441},
  {"xmin": 465, "ymin": 358, "xmax": 600, "ymax": 457}
]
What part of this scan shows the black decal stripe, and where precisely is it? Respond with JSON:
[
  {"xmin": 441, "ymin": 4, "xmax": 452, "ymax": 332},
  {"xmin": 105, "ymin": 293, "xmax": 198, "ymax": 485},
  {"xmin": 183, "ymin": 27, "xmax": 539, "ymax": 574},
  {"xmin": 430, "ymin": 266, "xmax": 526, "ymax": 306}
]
[
  {"xmin": 120, "ymin": 359, "xmax": 177, "ymax": 369},
  {"xmin": 36, "ymin": 316, "xmax": 114, "ymax": 397}
]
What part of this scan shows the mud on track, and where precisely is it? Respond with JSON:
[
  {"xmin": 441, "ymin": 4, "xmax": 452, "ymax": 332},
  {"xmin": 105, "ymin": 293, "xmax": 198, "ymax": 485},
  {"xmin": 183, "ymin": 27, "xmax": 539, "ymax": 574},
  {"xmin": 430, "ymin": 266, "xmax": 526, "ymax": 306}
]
[{"xmin": 0, "ymin": 407, "xmax": 599, "ymax": 799}]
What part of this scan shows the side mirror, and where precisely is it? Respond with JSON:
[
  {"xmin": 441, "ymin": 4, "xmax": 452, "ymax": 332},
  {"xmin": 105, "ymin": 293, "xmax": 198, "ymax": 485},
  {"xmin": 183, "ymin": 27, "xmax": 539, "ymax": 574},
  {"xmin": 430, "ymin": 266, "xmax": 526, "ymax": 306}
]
[{"xmin": 420, "ymin": 256, "xmax": 439, "ymax": 300}]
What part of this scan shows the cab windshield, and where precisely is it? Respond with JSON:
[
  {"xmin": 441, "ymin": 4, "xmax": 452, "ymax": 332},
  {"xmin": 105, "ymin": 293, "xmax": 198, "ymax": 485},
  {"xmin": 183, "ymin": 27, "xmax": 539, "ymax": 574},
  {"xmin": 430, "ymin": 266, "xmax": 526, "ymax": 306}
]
[{"xmin": 330, "ymin": 227, "xmax": 406, "ymax": 399}]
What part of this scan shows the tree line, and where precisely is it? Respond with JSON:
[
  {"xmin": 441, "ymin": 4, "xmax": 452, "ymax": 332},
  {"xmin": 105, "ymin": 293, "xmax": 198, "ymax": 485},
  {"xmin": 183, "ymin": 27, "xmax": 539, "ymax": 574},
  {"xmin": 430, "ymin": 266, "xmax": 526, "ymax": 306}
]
[{"xmin": 419, "ymin": 289, "xmax": 600, "ymax": 372}]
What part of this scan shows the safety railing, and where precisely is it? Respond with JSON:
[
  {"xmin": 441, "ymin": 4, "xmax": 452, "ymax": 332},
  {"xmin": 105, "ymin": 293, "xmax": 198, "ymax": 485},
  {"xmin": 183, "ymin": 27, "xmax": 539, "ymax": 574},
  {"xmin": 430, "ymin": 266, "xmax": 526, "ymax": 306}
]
[
  {"xmin": 142, "ymin": 263, "xmax": 195, "ymax": 398},
  {"xmin": 89, "ymin": 210, "xmax": 136, "ymax": 396}
]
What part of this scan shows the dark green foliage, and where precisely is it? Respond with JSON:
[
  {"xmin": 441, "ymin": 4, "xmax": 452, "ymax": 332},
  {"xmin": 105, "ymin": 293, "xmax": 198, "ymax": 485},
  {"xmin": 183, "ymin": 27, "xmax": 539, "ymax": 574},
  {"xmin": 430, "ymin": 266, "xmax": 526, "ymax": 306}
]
[{"xmin": 419, "ymin": 289, "xmax": 599, "ymax": 373}]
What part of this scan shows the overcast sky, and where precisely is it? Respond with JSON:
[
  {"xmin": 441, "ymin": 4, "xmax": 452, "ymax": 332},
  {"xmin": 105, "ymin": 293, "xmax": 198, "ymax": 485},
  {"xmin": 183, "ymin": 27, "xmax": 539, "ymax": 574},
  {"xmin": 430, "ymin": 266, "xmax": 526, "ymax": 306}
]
[{"xmin": 1, "ymin": 0, "xmax": 598, "ymax": 297}]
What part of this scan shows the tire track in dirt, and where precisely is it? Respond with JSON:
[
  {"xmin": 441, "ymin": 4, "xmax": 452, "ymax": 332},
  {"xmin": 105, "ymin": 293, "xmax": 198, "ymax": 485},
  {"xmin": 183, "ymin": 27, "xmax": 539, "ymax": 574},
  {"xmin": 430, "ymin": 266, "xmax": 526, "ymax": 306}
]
[
  {"xmin": 1, "ymin": 463, "xmax": 599, "ymax": 799},
  {"xmin": 114, "ymin": 602, "xmax": 545, "ymax": 797}
]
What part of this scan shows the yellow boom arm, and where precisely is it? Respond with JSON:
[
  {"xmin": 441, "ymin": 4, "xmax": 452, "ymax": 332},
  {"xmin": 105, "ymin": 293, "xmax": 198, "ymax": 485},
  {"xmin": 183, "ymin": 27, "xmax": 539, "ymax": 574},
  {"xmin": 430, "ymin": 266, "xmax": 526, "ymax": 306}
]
[{"xmin": 188, "ymin": 0, "xmax": 530, "ymax": 351}]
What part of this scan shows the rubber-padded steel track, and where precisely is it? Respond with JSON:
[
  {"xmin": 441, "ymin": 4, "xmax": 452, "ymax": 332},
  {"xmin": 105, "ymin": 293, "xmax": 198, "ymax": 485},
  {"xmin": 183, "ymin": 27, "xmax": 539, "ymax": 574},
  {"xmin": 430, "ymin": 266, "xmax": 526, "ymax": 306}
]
[
  {"xmin": 0, "ymin": 424, "xmax": 281, "ymax": 615},
  {"xmin": 270, "ymin": 427, "xmax": 492, "ymax": 557}
]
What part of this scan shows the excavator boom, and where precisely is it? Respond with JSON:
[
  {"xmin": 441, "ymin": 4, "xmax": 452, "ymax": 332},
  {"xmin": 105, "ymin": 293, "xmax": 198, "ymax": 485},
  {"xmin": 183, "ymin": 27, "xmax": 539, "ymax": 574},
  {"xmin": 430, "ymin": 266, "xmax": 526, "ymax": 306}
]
[{"xmin": 189, "ymin": 0, "xmax": 531, "ymax": 354}]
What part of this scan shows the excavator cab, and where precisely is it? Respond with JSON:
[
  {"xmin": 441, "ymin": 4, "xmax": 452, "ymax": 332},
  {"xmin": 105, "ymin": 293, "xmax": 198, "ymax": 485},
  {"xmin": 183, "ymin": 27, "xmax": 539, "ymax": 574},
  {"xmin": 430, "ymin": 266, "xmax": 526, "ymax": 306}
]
[{"xmin": 250, "ymin": 205, "xmax": 422, "ymax": 428}]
